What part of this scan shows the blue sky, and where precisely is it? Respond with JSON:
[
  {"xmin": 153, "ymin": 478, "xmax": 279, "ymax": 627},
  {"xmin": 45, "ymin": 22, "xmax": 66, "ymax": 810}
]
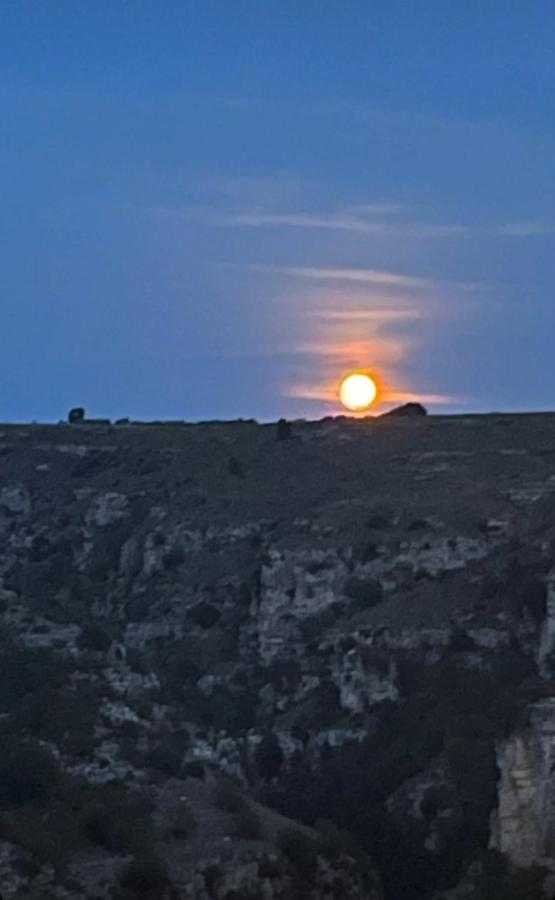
[{"xmin": 2, "ymin": 1, "xmax": 554, "ymax": 421}]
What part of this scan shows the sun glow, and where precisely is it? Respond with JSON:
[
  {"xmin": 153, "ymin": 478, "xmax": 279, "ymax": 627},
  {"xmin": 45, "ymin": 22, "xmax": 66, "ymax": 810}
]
[{"xmin": 338, "ymin": 372, "xmax": 378, "ymax": 412}]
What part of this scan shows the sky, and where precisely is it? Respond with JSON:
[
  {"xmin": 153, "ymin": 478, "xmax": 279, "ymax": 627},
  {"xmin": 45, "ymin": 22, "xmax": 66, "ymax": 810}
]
[{"xmin": 2, "ymin": 1, "xmax": 555, "ymax": 421}]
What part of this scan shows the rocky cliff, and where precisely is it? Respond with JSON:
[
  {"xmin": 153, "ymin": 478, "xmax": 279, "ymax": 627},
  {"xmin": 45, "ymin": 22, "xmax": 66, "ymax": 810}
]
[{"xmin": 1, "ymin": 413, "xmax": 555, "ymax": 898}]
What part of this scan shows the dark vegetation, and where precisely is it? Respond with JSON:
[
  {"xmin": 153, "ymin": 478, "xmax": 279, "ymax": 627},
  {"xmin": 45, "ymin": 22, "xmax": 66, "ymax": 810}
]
[
  {"xmin": 0, "ymin": 747, "xmax": 157, "ymax": 872},
  {"xmin": 267, "ymin": 644, "xmax": 542, "ymax": 900}
]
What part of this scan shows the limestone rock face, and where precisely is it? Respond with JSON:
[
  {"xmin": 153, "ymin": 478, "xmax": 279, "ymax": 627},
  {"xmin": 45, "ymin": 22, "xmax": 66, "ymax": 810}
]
[
  {"xmin": 491, "ymin": 699, "xmax": 555, "ymax": 869},
  {"xmin": 539, "ymin": 574, "xmax": 555, "ymax": 675},
  {"xmin": 0, "ymin": 484, "xmax": 30, "ymax": 515}
]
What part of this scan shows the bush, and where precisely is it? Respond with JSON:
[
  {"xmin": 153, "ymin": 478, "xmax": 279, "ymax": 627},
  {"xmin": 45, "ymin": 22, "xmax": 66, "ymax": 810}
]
[
  {"xmin": 182, "ymin": 760, "xmax": 205, "ymax": 779},
  {"xmin": 12, "ymin": 683, "xmax": 98, "ymax": 754},
  {"xmin": 344, "ymin": 576, "xmax": 383, "ymax": 609},
  {"xmin": 163, "ymin": 545, "xmax": 186, "ymax": 570},
  {"xmin": 299, "ymin": 604, "xmax": 344, "ymax": 641},
  {"xmin": 204, "ymin": 863, "xmax": 224, "ymax": 897},
  {"xmin": 0, "ymin": 641, "xmax": 68, "ymax": 712},
  {"xmin": 78, "ymin": 621, "xmax": 112, "ymax": 652},
  {"xmin": 234, "ymin": 807, "xmax": 263, "ymax": 840},
  {"xmin": 204, "ymin": 685, "xmax": 256, "ymax": 733},
  {"xmin": 117, "ymin": 854, "xmax": 170, "ymax": 898},
  {"xmin": 125, "ymin": 594, "xmax": 152, "ymax": 622},
  {"xmin": 164, "ymin": 798, "xmax": 197, "ymax": 840},
  {"xmin": 0, "ymin": 738, "xmax": 61, "ymax": 807},
  {"xmin": 79, "ymin": 784, "xmax": 153, "ymax": 854},
  {"xmin": 278, "ymin": 829, "xmax": 318, "ymax": 881},
  {"xmin": 255, "ymin": 733, "xmax": 284, "ymax": 780},
  {"xmin": 212, "ymin": 780, "xmax": 246, "ymax": 814},
  {"xmin": 87, "ymin": 520, "xmax": 129, "ymax": 581},
  {"xmin": 145, "ymin": 729, "xmax": 189, "ymax": 776},
  {"xmin": 189, "ymin": 601, "xmax": 221, "ymax": 629},
  {"xmin": 0, "ymin": 804, "xmax": 81, "ymax": 871},
  {"xmin": 366, "ymin": 514, "xmax": 392, "ymax": 529}
]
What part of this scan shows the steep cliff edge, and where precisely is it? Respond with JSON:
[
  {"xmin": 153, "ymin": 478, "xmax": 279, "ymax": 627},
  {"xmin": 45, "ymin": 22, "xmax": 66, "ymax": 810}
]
[{"xmin": 1, "ymin": 414, "xmax": 555, "ymax": 898}]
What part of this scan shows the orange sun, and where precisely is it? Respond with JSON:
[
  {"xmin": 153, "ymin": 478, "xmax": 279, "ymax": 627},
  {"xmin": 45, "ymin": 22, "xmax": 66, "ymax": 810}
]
[{"xmin": 338, "ymin": 372, "xmax": 378, "ymax": 412}]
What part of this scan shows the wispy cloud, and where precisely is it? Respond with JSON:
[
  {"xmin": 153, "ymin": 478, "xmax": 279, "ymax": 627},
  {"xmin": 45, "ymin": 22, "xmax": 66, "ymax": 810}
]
[
  {"xmin": 384, "ymin": 391, "xmax": 461, "ymax": 405},
  {"xmin": 180, "ymin": 193, "xmax": 553, "ymax": 242},
  {"xmin": 286, "ymin": 382, "xmax": 461, "ymax": 407},
  {"xmin": 211, "ymin": 209, "xmax": 467, "ymax": 238},
  {"xmin": 248, "ymin": 264, "xmax": 433, "ymax": 289},
  {"xmin": 293, "ymin": 337, "xmax": 411, "ymax": 366},
  {"xmin": 307, "ymin": 307, "xmax": 425, "ymax": 322},
  {"xmin": 215, "ymin": 211, "xmax": 384, "ymax": 233}
]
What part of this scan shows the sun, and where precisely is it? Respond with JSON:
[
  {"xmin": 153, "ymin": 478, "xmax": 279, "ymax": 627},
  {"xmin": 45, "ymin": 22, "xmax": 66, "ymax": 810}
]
[{"xmin": 339, "ymin": 372, "xmax": 378, "ymax": 412}]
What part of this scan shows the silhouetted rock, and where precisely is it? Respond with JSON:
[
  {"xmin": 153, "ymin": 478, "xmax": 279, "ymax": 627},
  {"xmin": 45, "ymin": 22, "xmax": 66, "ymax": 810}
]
[
  {"xmin": 68, "ymin": 407, "xmax": 85, "ymax": 424},
  {"xmin": 382, "ymin": 402, "xmax": 428, "ymax": 418}
]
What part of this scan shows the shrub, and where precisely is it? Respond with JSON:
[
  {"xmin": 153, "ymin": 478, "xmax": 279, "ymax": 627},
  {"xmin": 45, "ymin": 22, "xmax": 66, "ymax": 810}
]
[
  {"xmin": 164, "ymin": 798, "xmax": 197, "ymax": 840},
  {"xmin": 258, "ymin": 855, "xmax": 281, "ymax": 878},
  {"xmin": 78, "ymin": 621, "xmax": 112, "ymax": 652},
  {"xmin": 356, "ymin": 541, "xmax": 380, "ymax": 563},
  {"xmin": 79, "ymin": 784, "xmax": 153, "ymax": 854},
  {"xmin": 12, "ymin": 683, "xmax": 97, "ymax": 754},
  {"xmin": 255, "ymin": 733, "xmax": 284, "ymax": 780},
  {"xmin": 234, "ymin": 807, "xmax": 263, "ymax": 840},
  {"xmin": 189, "ymin": 601, "xmax": 221, "ymax": 629},
  {"xmin": 0, "ymin": 738, "xmax": 61, "ymax": 807},
  {"xmin": 87, "ymin": 520, "xmax": 129, "ymax": 580},
  {"xmin": 204, "ymin": 685, "xmax": 256, "ymax": 733},
  {"xmin": 145, "ymin": 730, "xmax": 189, "ymax": 776},
  {"xmin": 344, "ymin": 576, "xmax": 383, "ymax": 610},
  {"xmin": 278, "ymin": 829, "xmax": 318, "ymax": 881},
  {"xmin": 299, "ymin": 604, "xmax": 344, "ymax": 641},
  {"xmin": 212, "ymin": 779, "xmax": 246, "ymax": 814},
  {"xmin": 204, "ymin": 863, "xmax": 225, "ymax": 898},
  {"xmin": 0, "ymin": 640, "xmax": 68, "ymax": 712},
  {"xmin": 0, "ymin": 804, "xmax": 81, "ymax": 871},
  {"xmin": 125, "ymin": 594, "xmax": 152, "ymax": 622},
  {"xmin": 117, "ymin": 854, "xmax": 170, "ymax": 898},
  {"xmin": 365, "ymin": 514, "xmax": 391, "ymax": 529},
  {"xmin": 182, "ymin": 760, "xmax": 205, "ymax": 779},
  {"xmin": 163, "ymin": 545, "xmax": 186, "ymax": 570}
]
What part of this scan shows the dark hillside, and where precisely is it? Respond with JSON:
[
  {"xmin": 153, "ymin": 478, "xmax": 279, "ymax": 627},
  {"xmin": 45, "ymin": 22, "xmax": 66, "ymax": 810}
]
[{"xmin": 0, "ymin": 414, "xmax": 554, "ymax": 898}]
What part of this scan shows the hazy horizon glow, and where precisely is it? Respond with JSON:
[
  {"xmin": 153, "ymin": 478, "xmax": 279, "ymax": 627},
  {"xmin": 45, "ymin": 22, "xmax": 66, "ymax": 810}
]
[{"xmin": 1, "ymin": 2, "xmax": 555, "ymax": 422}]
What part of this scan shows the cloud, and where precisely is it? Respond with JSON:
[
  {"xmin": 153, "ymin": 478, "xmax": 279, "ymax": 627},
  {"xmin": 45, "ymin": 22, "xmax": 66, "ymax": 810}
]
[
  {"xmin": 249, "ymin": 264, "xmax": 433, "ymax": 289},
  {"xmin": 216, "ymin": 211, "xmax": 383, "ymax": 233},
  {"xmin": 383, "ymin": 391, "xmax": 462, "ymax": 405},
  {"xmin": 211, "ymin": 209, "xmax": 467, "ymax": 238},
  {"xmin": 292, "ymin": 336, "xmax": 411, "ymax": 367},
  {"xmin": 181, "ymin": 192, "xmax": 552, "ymax": 242},
  {"xmin": 286, "ymin": 383, "xmax": 461, "ymax": 407},
  {"xmin": 307, "ymin": 308, "xmax": 425, "ymax": 322}
]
